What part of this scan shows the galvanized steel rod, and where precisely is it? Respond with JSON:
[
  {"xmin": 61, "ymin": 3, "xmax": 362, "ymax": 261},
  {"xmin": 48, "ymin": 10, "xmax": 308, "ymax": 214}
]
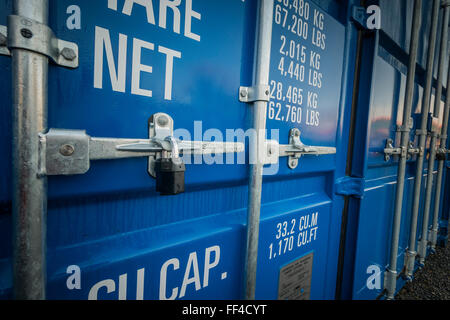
[
  {"xmin": 430, "ymin": 51, "xmax": 450, "ymax": 251},
  {"xmin": 418, "ymin": 3, "xmax": 450, "ymax": 264},
  {"xmin": 244, "ymin": 0, "xmax": 274, "ymax": 300},
  {"xmin": 385, "ymin": 0, "xmax": 422, "ymax": 300},
  {"xmin": 404, "ymin": 0, "xmax": 440, "ymax": 279},
  {"xmin": 11, "ymin": 0, "xmax": 49, "ymax": 299}
]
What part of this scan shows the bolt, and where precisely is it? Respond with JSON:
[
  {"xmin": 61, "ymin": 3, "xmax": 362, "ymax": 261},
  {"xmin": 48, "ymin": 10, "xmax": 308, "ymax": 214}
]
[
  {"xmin": 265, "ymin": 90, "xmax": 270, "ymax": 96},
  {"xmin": 20, "ymin": 28, "xmax": 33, "ymax": 39},
  {"xmin": 157, "ymin": 115, "xmax": 169, "ymax": 126},
  {"xmin": 291, "ymin": 160, "xmax": 296, "ymax": 167},
  {"xmin": 61, "ymin": 47, "xmax": 77, "ymax": 61},
  {"xmin": 59, "ymin": 144, "xmax": 75, "ymax": 156},
  {"xmin": 240, "ymin": 88, "xmax": 248, "ymax": 98}
]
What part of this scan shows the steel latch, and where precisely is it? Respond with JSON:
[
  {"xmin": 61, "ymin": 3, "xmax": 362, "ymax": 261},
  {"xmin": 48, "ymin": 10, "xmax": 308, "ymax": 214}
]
[
  {"xmin": 42, "ymin": 113, "xmax": 244, "ymax": 194},
  {"xmin": 384, "ymin": 139, "xmax": 420, "ymax": 161},
  {"xmin": 264, "ymin": 128, "xmax": 336, "ymax": 169},
  {"xmin": 0, "ymin": 15, "xmax": 78, "ymax": 68},
  {"xmin": 281, "ymin": 128, "xmax": 336, "ymax": 169}
]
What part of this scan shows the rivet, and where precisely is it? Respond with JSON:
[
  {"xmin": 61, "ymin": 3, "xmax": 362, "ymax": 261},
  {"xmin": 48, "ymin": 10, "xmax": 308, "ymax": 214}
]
[
  {"xmin": 20, "ymin": 28, "xmax": 33, "ymax": 39},
  {"xmin": 59, "ymin": 144, "xmax": 75, "ymax": 156},
  {"xmin": 157, "ymin": 115, "xmax": 169, "ymax": 126}
]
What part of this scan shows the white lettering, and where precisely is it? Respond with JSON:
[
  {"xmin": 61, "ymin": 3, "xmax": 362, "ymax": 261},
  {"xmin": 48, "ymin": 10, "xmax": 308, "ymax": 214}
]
[
  {"xmin": 185, "ymin": 0, "xmax": 201, "ymax": 41},
  {"xmin": 88, "ymin": 279, "xmax": 115, "ymax": 300},
  {"xmin": 366, "ymin": 5, "xmax": 381, "ymax": 30},
  {"xmin": 94, "ymin": 26, "xmax": 127, "ymax": 92},
  {"xmin": 66, "ymin": 5, "xmax": 81, "ymax": 30},
  {"xmin": 160, "ymin": 258, "xmax": 180, "ymax": 300},
  {"xmin": 179, "ymin": 252, "xmax": 201, "ymax": 298},
  {"xmin": 66, "ymin": 265, "xmax": 81, "ymax": 290},
  {"xmin": 203, "ymin": 245, "xmax": 220, "ymax": 288},
  {"xmin": 366, "ymin": 265, "xmax": 381, "ymax": 289},
  {"xmin": 159, "ymin": 0, "xmax": 181, "ymax": 34},
  {"xmin": 158, "ymin": 45, "xmax": 181, "ymax": 100},
  {"xmin": 132, "ymin": 38, "xmax": 155, "ymax": 97},
  {"xmin": 122, "ymin": 0, "xmax": 156, "ymax": 24}
]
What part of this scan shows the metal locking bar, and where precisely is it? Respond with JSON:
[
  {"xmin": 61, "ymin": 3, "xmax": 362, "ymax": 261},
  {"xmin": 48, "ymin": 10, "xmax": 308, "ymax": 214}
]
[
  {"xmin": 42, "ymin": 112, "xmax": 244, "ymax": 177},
  {"xmin": 383, "ymin": 139, "xmax": 421, "ymax": 161},
  {"xmin": 258, "ymin": 128, "xmax": 337, "ymax": 169},
  {"xmin": 0, "ymin": 14, "xmax": 78, "ymax": 68},
  {"xmin": 279, "ymin": 128, "xmax": 336, "ymax": 169}
]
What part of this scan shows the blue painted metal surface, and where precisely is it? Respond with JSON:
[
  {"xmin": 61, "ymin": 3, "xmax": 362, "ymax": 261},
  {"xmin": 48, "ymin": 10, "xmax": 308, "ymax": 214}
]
[
  {"xmin": 340, "ymin": 0, "xmax": 450, "ymax": 300},
  {"xmin": 0, "ymin": 0, "xmax": 448, "ymax": 301},
  {"xmin": 0, "ymin": 0, "xmax": 354, "ymax": 300}
]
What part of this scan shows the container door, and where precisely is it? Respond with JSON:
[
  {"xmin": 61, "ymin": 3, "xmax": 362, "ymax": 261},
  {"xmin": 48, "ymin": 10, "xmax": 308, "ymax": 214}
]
[
  {"xmin": 254, "ymin": 0, "xmax": 352, "ymax": 299},
  {"xmin": 0, "ymin": 0, "xmax": 355, "ymax": 300},
  {"xmin": 341, "ymin": 0, "xmax": 448, "ymax": 300}
]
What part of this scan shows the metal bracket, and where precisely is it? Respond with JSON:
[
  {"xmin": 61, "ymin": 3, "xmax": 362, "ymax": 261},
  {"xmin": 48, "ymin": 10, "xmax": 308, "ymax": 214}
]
[
  {"xmin": 396, "ymin": 117, "xmax": 414, "ymax": 133},
  {"xmin": 0, "ymin": 15, "xmax": 78, "ymax": 68},
  {"xmin": 239, "ymin": 85, "xmax": 270, "ymax": 103},
  {"xmin": 43, "ymin": 113, "xmax": 244, "ymax": 177},
  {"xmin": 384, "ymin": 139, "xmax": 420, "ymax": 161},
  {"xmin": 279, "ymin": 128, "xmax": 336, "ymax": 169},
  {"xmin": 384, "ymin": 269, "xmax": 397, "ymax": 300}
]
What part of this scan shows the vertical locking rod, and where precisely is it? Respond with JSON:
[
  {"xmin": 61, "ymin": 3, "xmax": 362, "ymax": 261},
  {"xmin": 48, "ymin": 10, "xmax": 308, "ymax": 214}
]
[
  {"xmin": 404, "ymin": 0, "xmax": 440, "ymax": 279},
  {"xmin": 11, "ymin": 0, "xmax": 49, "ymax": 299},
  {"xmin": 244, "ymin": 0, "xmax": 274, "ymax": 300},
  {"xmin": 418, "ymin": 2, "xmax": 450, "ymax": 264},
  {"xmin": 385, "ymin": 0, "xmax": 422, "ymax": 300},
  {"xmin": 430, "ymin": 46, "xmax": 450, "ymax": 251}
]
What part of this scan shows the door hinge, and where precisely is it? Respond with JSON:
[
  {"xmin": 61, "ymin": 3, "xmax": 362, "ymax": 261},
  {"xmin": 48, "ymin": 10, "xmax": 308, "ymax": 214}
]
[
  {"xmin": 334, "ymin": 176, "xmax": 365, "ymax": 199},
  {"xmin": 0, "ymin": 15, "xmax": 78, "ymax": 68},
  {"xmin": 239, "ymin": 85, "xmax": 270, "ymax": 103}
]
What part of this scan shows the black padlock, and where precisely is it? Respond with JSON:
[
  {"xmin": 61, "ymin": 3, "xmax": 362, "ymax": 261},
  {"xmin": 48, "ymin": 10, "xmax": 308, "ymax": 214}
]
[{"xmin": 155, "ymin": 157, "xmax": 185, "ymax": 195}]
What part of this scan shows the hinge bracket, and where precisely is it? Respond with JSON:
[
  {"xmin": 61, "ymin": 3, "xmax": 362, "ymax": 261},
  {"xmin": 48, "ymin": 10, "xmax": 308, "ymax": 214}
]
[
  {"xmin": 0, "ymin": 15, "xmax": 78, "ymax": 68},
  {"xmin": 239, "ymin": 85, "xmax": 270, "ymax": 103}
]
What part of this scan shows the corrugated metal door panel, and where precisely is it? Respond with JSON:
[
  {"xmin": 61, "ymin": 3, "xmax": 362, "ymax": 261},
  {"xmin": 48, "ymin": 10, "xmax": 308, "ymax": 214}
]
[
  {"xmin": 347, "ymin": 0, "xmax": 448, "ymax": 300},
  {"xmin": 253, "ymin": 0, "xmax": 351, "ymax": 300},
  {"xmin": 0, "ymin": 0, "xmax": 354, "ymax": 300}
]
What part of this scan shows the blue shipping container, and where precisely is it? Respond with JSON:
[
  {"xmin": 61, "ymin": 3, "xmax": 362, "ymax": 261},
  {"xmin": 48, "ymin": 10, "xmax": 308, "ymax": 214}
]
[{"xmin": 0, "ymin": 0, "xmax": 449, "ymax": 300}]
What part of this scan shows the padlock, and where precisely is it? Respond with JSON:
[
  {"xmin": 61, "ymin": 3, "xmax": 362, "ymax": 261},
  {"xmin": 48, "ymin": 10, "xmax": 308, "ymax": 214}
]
[{"xmin": 155, "ymin": 136, "xmax": 185, "ymax": 195}]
